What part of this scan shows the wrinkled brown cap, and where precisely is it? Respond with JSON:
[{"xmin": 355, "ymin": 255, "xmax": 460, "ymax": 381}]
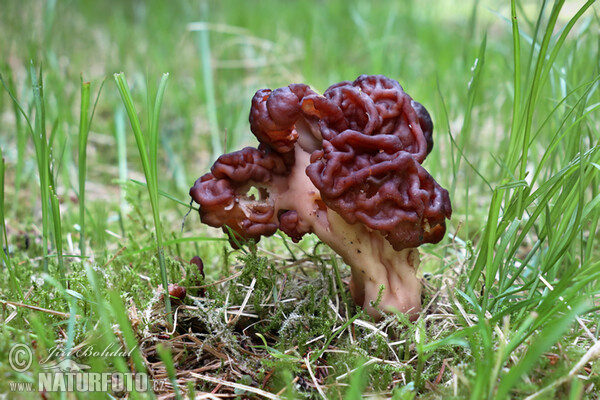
[
  {"xmin": 304, "ymin": 75, "xmax": 451, "ymax": 250},
  {"xmin": 190, "ymin": 75, "xmax": 451, "ymax": 250},
  {"xmin": 302, "ymin": 75, "xmax": 431, "ymax": 161},
  {"xmin": 249, "ymin": 84, "xmax": 317, "ymax": 153},
  {"xmin": 189, "ymin": 145, "xmax": 293, "ymax": 244}
]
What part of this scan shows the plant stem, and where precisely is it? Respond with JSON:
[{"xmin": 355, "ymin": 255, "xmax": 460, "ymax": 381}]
[
  {"xmin": 78, "ymin": 77, "xmax": 91, "ymax": 257},
  {"xmin": 114, "ymin": 72, "xmax": 173, "ymax": 325}
]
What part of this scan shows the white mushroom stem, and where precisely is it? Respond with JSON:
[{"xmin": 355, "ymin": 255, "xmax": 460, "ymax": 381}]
[{"xmin": 273, "ymin": 145, "xmax": 422, "ymax": 318}]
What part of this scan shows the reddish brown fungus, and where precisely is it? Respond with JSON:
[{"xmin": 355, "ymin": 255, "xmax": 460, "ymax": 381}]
[
  {"xmin": 190, "ymin": 75, "xmax": 452, "ymax": 318},
  {"xmin": 167, "ymin": 284, "xmax": 187, "ymax": 301},
  {"xmin": 190, "ymin": 255, "xmax": 205, "ymax": 277}
]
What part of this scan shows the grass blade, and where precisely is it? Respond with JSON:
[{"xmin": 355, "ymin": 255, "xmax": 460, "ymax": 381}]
[
  {"xmin": 78, "ymin": 77, "xmax": 91, "ymax": 257},
  {"xmin": 495, "ymin": 301, "xmax": 585, "ymax": 398},
  {"xmin": 113, "ymin": 72, "xmax": 173, "ymax": 325},
  {"xmin": 29, "ymin": 63, "xmax": 52, "ymax": 273},
  {"xmin": 49, "ymin": 185, "xmax": 65, "ymax": 282},
  {"xmin": 0, "ymin": 148, "xmax": 24, "ymax": 301}
]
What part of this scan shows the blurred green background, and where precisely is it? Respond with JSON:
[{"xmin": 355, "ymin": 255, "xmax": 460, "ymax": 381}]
[
  {"xmin": 2, "ymin": 0, "xmax": 591, "ymax": 226},
  {"xmin": 1, "ymin": 0, "xmax": 493, "ymax": 194}
]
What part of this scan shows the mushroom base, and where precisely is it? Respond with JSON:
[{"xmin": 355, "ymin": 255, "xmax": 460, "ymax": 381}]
[
  {"xmin": 325, "ymin": 211, "xmax": 422, "ymax": 319},
  {"xmin": 274, "ymin": 147, "xmax": 422, "ymax": 319}
]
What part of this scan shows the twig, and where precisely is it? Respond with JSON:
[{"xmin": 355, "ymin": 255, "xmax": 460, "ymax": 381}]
[
  {"xmin": 304, "ymin": 356, "xmax": 327, "ymax": 400},
  {"xmin": 0, "ymin": 299, "xmax": 80, "ymax": 319},
  {"xmin": 190, "ymin": 271, "xmax": 243, "ymax": 289},
  {"xmin": 305, "ymin": 335, "xmax": 326, "ymax": 346},
  {"xmin": 228, "ymin": 277, "xmax": 256, "ymax": 325},
  {"xmin": 167, "ymin": 306, "xmax": 184, "ymax": 336},
  {"xmin": 353, "ymin": 319, "xmax": 388, "ymax": 338},
  {"xmin": 275, "ymin": 376, "xmax": 298, "ymax": 396},
  {"xmin": 5, "ymin": 286, "xmax": 34, "ymax": 324},
  {"xmin": 190, "ymin": 372, "xmax": 281, "ymax": 400},
  {"xmin": 335, "ymin": 358, "xmax": 378, "ymax": 381},
  {"xmin": 453, "ymin": 297, "xmax": 475, "ymax": 327},
  {"xmin": 434, "ymin": 359, "xmax": 449, "ymax": 385},
  {"xmin": 524, "ymin": 340, "xmax": 600, "ymax": 400},
  {"xmin": 194, "ymin": 394, "xmax": 229, "ymax": 400},
  {"xmin": 103, "ymin": 246, "xmax": 127, "ymax": 268},
  {"xmin": 335, "ymin": 356, "xmax": 405, "ymax": 381}
]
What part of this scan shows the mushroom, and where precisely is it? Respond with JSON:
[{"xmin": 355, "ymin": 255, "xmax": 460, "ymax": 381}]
[
  {"xmin": 167, "ymin": 283, "xmax": 187, "ymax": 301},
  {"xmin": 190, "ymin": 75, "xmax": 451, "ymax": 318}
]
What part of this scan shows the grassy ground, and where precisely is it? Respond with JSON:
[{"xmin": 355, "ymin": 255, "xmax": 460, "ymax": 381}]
[{"xmin": 1, "ymin": 0, "xmax": 599, "ymax": 398}]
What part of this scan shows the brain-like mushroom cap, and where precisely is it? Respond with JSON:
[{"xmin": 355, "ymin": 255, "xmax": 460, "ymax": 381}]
[
  {"xmin": 249, "ymin": 84, "xmax": 317, "ymax": 153},
  {"xmin": 302, "ymin": 75, "xmax": 432, "ymax": 161},
  {"xmin": 304, "ymin": 75, "xmax": 451, "ymax": 250},
  {"xmin": 189, "ymin": 145, "xmax": 293, "ymax": 244},
  {"xmin": 190, "ymin": 75, "xmax": 451, "ymax": 250},
  {"xmin": 306, "ymin": 135, "xmax": 450, "ymax": 250}
]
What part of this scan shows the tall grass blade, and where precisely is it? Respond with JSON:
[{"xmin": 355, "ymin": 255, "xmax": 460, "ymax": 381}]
[
  {"xmin": 115, "ymin": 105, "xmax": 129, "ymax": 232},
  {"xmin": 108, "ymin": 291, "xmax": 149, "ymax": 375},
  {"xmin": 49, "ymin": 185, "xmax": 65, "ymax": 282},
  {"xmin": 456, "ymin": 34, "xmax": 487, "ymax": 173},
  {"xmin": 0, "ymin": 148, "xmax": 24, "ymax": 300},
  {"xmin": 29, "ymin": 63, "xmax": 52, "ymax": 273},
  {"xmin": 4, "ymin": 71, "xmax": 27, "ymax": 205},
  {"xmin": 495, "ymin": 302, "xmax": 585, "ymax": 398},
  {"xmin": 78, "ymin": 77, "xmax": 91, "ymax": 257},
  {"xmin": 113, "ymin": 72, "xmax": 173, "ymax": 325},
  {"xmin": 84, "ymin": 264, "xmax": 144, "ymax": 400},
  {"xmin": 344, "ymin": 359, "xmax": 367, "ymax": 400},
  {"xmin": 157, "ymin": 344, "xmax": 182, "ymax": 399},
  {"xmin": 506, "ymin": 0, "xmax": 522, "ymax": 176}
]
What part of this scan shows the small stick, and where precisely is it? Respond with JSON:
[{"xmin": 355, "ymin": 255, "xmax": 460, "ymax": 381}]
[
  {"xmin": 190, "ymin": 372, "xmax": 281, "ymax": 400},
  {"xmin": 276, "ymin": 376, "xmax": 298, "ymax": 396},
  {"xmin": 304, "ymin": 356, "xmax": 327, "ymax": 400},
  {"xmin": 525, "ymin": 340, "xmax": 600, "ymax": 400},
  {"xmin": 0, "ymin": 299, "xmax": 80, "ymax": 319},
  {"xmin": 228, "ymin": 278, "xmax": 256, "ymax": 326},
  {"xmin": 103, "ymin": 246, "xmax": 127, "ymax": 268}
]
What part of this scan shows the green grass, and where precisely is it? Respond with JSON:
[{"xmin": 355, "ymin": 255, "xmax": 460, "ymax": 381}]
[
  {"xmin": 0, "ymin": 0, "xmax": 599, "ymax": 399},
  {"xmin": 114, "ymin": 71, "xmax": 173, "ymax": 325}
]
